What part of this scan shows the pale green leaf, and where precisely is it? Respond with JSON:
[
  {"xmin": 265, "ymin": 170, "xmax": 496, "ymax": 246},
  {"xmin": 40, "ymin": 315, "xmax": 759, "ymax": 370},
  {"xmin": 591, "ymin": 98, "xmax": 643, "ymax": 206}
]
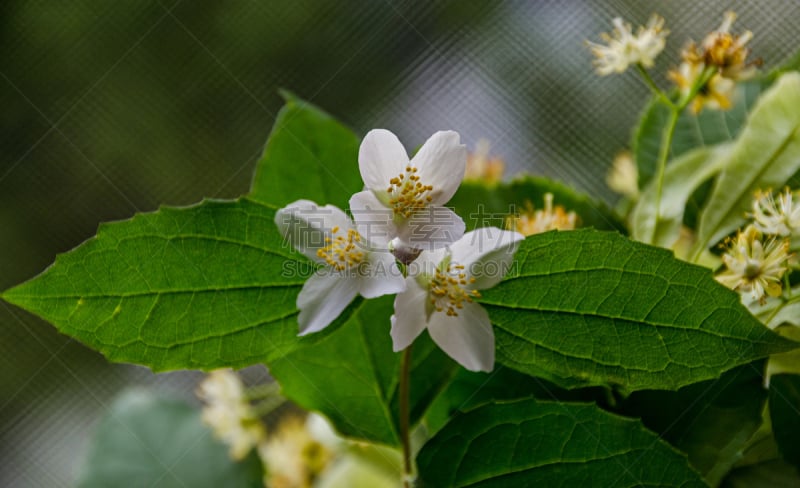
[
  {"xmin": 692, "ymin": 72, "xmax": 800, "ymax": 256},
  {"xmin": 76, "ymin": 389, "xmax": 262, "ymax": 488},
  {"xmin": 248, "ymin": 93, "xmax": 362, "ymax": 209},
  {"xmin": 1, "ymin": 198, "xmax": 336, "ymax": 371},
  {"xmin": 416, "ymin": 398, "xmax": 705, "ymax": 487},
  {"xmin": 480, "ymin": 229, "xmax": 797, "ymax": 391},
  {"xmin": 631, "ymin": 145, "xmax": 729, "ymax": 247},
  {"xmin": 269, "ymin": 295, "xmax": 456, "ymax": 446}
]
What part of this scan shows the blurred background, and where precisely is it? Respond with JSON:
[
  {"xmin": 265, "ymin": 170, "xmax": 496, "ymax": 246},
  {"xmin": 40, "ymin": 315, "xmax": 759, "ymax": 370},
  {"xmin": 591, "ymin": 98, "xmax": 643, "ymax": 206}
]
[{"xmin": 1, "ymin": 1, "xmax": 798, "ymax": 485}]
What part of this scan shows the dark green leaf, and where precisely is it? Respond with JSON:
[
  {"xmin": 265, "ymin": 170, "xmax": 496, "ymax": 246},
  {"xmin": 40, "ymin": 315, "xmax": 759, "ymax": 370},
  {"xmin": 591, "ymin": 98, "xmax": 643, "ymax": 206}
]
[
  {"xmin": 76, "ymin": 389, "xmax": 263, "ymax": 488},
  {"xmin": 722, "ymin": 460, "xmax": 800, "ymax": 488},
  {"xmin": 769, "ymin": 374, "xmax": 800, "ymax": 469},
  {"xmin": 416, "ymin": 398, "xmax": 705, "ymax": 487},
  {"xmin": 620, "ymin": 362, "xmax": 767, "ymax": 486},
  {"xmin": 1, "ymin": 198, "xmax": 335, "ymax": 371},
  {"xmin": 448, "ymin": 175, "xmax": 626, "ymax": 233},
  {"xmin": 269, "ymin": 295, "xmax": 456, "ymax": 446},
  {"xmin": 481, "ymin": 229, "xmax": 797, "ymax": 391},
  {"xmin": 248, "ymin": 93, "xmax": 362, "ymax": 209}
]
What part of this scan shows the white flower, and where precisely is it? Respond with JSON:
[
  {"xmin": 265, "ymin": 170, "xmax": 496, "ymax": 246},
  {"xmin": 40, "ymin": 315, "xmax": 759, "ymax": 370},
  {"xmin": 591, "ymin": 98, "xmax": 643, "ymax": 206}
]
[
  {"xmin": 197, "ymin": 369, "xmax": 265, "ymax": 460},
  {"xmin": 275, "ymin": 200, "xmax": 406, "ymax": 335},
  {"xmin": 506, "ymin": 193, "xmax": 578, "ymax": 236},
  {"xmin": 349, "ymin": 129, "xmax": 467, "ymax": 251},
  {"xmin": 606, "ymin": 151, "xmax": 639, "ymax": 198},
  {"xmin": 716, "ymin": 225, "xmax": 791, "ymax": 304},
  {"xmin": 587, "ymin": 14, "xmax": 668, "ymax": 76},
  {"xmin": 258, "ymin": 414, "xmax": 335, "ymax": 488},
  {"xmin": 390, "ymin": 227, "xmax": 524, "ymax": 372},
  {"xmin": 751, "ymin": 188, "xmax": 800, "ymax": 237},
  {"xmin": 668, "ymin": 60, "xmax": 735, "ymax": 113}
]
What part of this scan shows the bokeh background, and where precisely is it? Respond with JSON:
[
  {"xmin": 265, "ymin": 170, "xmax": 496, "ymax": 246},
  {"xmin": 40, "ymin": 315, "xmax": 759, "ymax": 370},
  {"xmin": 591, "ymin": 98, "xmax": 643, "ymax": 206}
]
[{"xmin": 1, "ymin": 1, "xmax": 798, "ymax": 486}]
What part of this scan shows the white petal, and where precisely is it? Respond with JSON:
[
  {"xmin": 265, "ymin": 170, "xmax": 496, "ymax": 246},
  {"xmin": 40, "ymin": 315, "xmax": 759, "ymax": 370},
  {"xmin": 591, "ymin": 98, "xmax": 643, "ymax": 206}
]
[
  {"xmin": 296, "ymin": 272, "xmax": 359, "ymax": 335},
  {"xmin": 405, "ymin": 246, "xmax": 447, "ymax": 279},
  {"xmin": 275, "ymin": 200, "xmax": 355, "ymax": 263},
  {"xmin": 359, "ymin": 251, "xmax": 406, "ymax": 298},
  {"xmin": 359, "ymin": 129, "xmax": 410, "ymax": 192},
  {"xmin": 349, "ymin": 190, "xmax": 396, "ymax": 248},
  {"xmin": 396, "ymin": 205, "xmax": 465, "ymax": 251},
  {"xmin": 450, "ymin": 228, "xmax": 524, "ymax": 289},
  {"xmin": 390, "ymin": 279, "xmax": 430, "ymax": 351},
  {"xmin": 427, "ymin": 302, "xmax": 495, "ymax": 372},
  {"xmin": 412, "ymin": 131, "xmax": 466, "ymax": 205}
]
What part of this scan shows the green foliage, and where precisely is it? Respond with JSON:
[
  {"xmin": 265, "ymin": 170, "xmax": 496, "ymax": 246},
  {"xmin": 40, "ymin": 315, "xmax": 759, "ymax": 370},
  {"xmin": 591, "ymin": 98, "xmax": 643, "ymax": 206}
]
[
  {"xmin": 692, "ymin": 72, "xmax": 800, "ymax": 255},
  {"xmin": 481, "ymin": 229, "xmax": 796, "ymax": 391},
  {"xmin": 449, "ymin": 176, "xmax": 626, "ymax": 233},
  {"xmin": 416, "ymin": 398, "xmax": 705, "ymax": 487},
  {"xmin": 269, "ymin": 295, "xmax": 455, "ymax": 446},
  {"xmin": 76, "ymin": 389, "xmax": 263, "ymax": 488},
  {"xmin": 1, "ymin": 198, "xmax": 331, "ymax": 371},
  {"xmin": 620, "ymin": 363, "xmax": 767, "ymax": 486},
  {"xmin": 249, "ymin": 92, "xmax": 362, "ymax": 210},
  {"xmin": 769, "ymin": 374, "xmax": 800, "ymax": 469}
]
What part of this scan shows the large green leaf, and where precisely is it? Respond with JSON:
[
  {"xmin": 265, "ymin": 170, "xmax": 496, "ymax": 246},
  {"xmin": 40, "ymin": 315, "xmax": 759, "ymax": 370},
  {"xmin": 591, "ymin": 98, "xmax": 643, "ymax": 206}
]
[
  {"xmin": 620, "ymin": 362, "xmax": 767, "ymax": 486},
  {"xmin": 76, "ymin": 389, "xmax": 263, "ymax": 488},
  {"xmin": 769, "ymin": 374, "xmax": 800, "ymax": 469},
  {"xmin": 248, "ymin": 92, "xmax": 362, "ymax": 209},
  {"xmin": 448, "ymin": 175, "xmax": 626, "ymax": 233},
  {"xmin": 269, "ymin": 295, "xmax": 456, "ymax": 446},
  {"xmin": 692, "ymin": 72, "xmax": 800, "ymax": 256},
  {"xmin": 416, "ymin": 398, "xmax": 705, "ymax": 487},
  {"xmin": 631, "ymin": 145, "xmax": 729, "ymax": 248},
  {"xmin": 480, "ymin": 229, "xmax": 797, "ymax": 391},
  {"xmin": 1, "ymin": 198, "xmax": 337, "ymax": 371}
]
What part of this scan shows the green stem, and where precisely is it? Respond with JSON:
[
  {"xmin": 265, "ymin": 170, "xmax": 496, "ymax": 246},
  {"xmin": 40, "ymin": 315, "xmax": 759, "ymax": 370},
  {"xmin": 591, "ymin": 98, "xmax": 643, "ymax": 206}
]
[
  {"xmin": 636, "ymin": 64, "xmax": 673, "ymax": 107},
  {"xmin": 652, "ymin": 107, "xmax": 681, "ymax": 235},
  {"xmin": 400, "ymin": 345, "xmax": 414, "ymax": 488}
]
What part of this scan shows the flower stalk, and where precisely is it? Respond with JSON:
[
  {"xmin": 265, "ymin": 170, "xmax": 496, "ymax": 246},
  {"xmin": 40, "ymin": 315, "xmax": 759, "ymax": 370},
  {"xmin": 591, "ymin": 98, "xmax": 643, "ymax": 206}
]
[{"xmin": 399, "ymin": 344, "xmax": 414, "ymax": 488}]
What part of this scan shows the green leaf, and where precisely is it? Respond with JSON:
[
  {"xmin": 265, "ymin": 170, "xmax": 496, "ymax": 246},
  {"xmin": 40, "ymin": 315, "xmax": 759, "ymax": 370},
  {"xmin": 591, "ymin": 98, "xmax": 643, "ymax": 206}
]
[
  {"xmin": 769, "ymin": 374, "xmax": 800, "ymax": 469},
  {"xmin": 448, "ymin": 175, "xmax": 626, "ymax": 233},
  {"xmin": 248, "ymin": 93, "xmax": 362, "ymax": 210},
  {"xmin": 480, "ymin": 229, "xmax": 797, "ymax": 391},
  {"xmin": 76, "ymin": 389, "xmax": 262, "ymax": 488},
  {"xmin": 632, "ymin": 81, "xmax": 763, "ymax": 189},
  {"xmin": 620, "ymin": 362, "xmax": 767, "ymax": 486},
  {"xmin": 692, "ymin": 72, "xmax": 800, "ymax": 256},
  {"xmin": 722, "ymin": 460, "xmax": 800, "ymax": 488},
  {"xmin": 268, "ymin": 295, "xmax": 456, "ymax": 446},
  {"xmin": 416, "ymin": 398, "xmax": 705, "ymax": 487},
  {"xmin": 631, "ymin": 144, "xmax": 729, "ymax": 247},
  {"xmin": 1, "ymin": 198, "xmax": 335, "ymax": 371}
]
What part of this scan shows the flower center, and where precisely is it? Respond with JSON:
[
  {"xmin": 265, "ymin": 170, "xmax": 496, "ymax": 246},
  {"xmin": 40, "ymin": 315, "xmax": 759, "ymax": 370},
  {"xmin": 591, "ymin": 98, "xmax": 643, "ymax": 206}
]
[
  {"xmin": 316, "ymin": 226, "xmax": 365, "ymax": 271},
  {"xmin": 429, "ymin": 262, "xmax": 479, "ymax": 317},
  {"xmin": 386, "ymin": 166, "xmax": 434, "ymax": 218}
]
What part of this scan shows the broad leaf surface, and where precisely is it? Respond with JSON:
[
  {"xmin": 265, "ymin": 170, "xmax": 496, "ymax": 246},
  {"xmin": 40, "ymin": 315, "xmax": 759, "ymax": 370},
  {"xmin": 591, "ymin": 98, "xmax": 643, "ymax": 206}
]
[
  {"xmin": 480, "ymin": 229, "xmax": 797, "ymax": 391},
  {"xmin": 76, "ymin": 389, "xmax": 262, "ymax": 488},
  {"xmin": 269, "ymin": 295, "xmax": 456, "ymax": 446},
  {"xmin": 620, "ymin": 362, "xmax": 767, "ymax": 486},
  {"xmin": 249, "ymin": 93, "xmax": 362, "ymax": 209},
  {"xmin": 449, "ymin": 176, "xmax": 626, "ymax": 233},
  {"xmin": 416, "ymin": 398, "xmax": 705, "ymax": 487},
  {"xmin": 692, "ymin": 72, "xmax": 800, "ymax": 255},
  {"xmin": 1, "ymin": 198, "xmax": 336, "ymax": 371},
  {"xmin": 769, "ymin": 374, "xmax": 800, "ymax": 469}
]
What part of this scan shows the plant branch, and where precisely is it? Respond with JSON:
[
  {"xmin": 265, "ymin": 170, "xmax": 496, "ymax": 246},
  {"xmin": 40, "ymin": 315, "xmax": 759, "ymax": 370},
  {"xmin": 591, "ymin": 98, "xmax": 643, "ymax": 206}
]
[{"xmin": 400, "ymin": 344, "xmax": 414, "ymax": 488}]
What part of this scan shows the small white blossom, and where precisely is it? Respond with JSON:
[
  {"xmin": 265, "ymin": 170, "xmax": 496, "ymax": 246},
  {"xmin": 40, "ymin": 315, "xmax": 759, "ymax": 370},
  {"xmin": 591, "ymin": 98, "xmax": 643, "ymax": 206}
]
[
  {"xmin": 716, "ymin": 225, "xmax": 791, "ymax": 304},
  {"xmin": 275, "ymin": 200, "xmax": 406, "ymax": 335},
  {"xmin": 750, "ymin": 188, "xmax": 800, "ymax": 237},
  {"xmin": 606, "ymin": 151, "xmax": 639, "ymax": 198},
  {"xmin": 587, "ymin": 14, "xmax": 668, "ymax": 75},
  {"xmin": 391, "ymin": 227, "xmax": 524, "ymax": 372},
  {"xmin": 197, "ymin": 369, "xmax": 265, "ymax": 460},
  {"xmin": 349, "ymin": 129, "xmax": 467, "ymax": 251},
  {"xmin": 506, "ymin": 193, "xmax": 578, "ymax": 236},
  {"xmin": 669, "ymin": 60, "xmax": 735, "ymax": 113}
]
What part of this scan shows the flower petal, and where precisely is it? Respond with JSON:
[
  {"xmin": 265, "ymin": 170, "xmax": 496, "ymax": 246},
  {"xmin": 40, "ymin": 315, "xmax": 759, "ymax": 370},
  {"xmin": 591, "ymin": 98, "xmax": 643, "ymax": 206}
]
[
  {"xmin": 390, "ymin": 279, "xmax": 429, "ymax": 352},
  {"xmin": 359, "ymin": 251, "xmax": 406, "ymax": 298},
  {"xmin": 396, "ymin": 205, "xmax": 465, "ymax": 251},
  {"xmin": 412, "ymin": 131, "xmax": 466, "ymax": 205},
  {"xmin": 359, "ymin": 129, "xmax": 410, "ymax": 193},
  {"xmin": 275, "ymin": 200, "xmax": 355, "ymax": 263},
  {"xmin": 349, "ymin": 190, "xmax": 396, "ymax": 248},
  {"xmin": 296, "ymin": 271, "xmax": 359, "ymax": 335},
  {"xmin": 427, "ymin": 302, "xmax": 495, "ymax": 372},
  {"xmin": 450, "ymin": 227, "xmax": 524, "ymax": 289}
]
